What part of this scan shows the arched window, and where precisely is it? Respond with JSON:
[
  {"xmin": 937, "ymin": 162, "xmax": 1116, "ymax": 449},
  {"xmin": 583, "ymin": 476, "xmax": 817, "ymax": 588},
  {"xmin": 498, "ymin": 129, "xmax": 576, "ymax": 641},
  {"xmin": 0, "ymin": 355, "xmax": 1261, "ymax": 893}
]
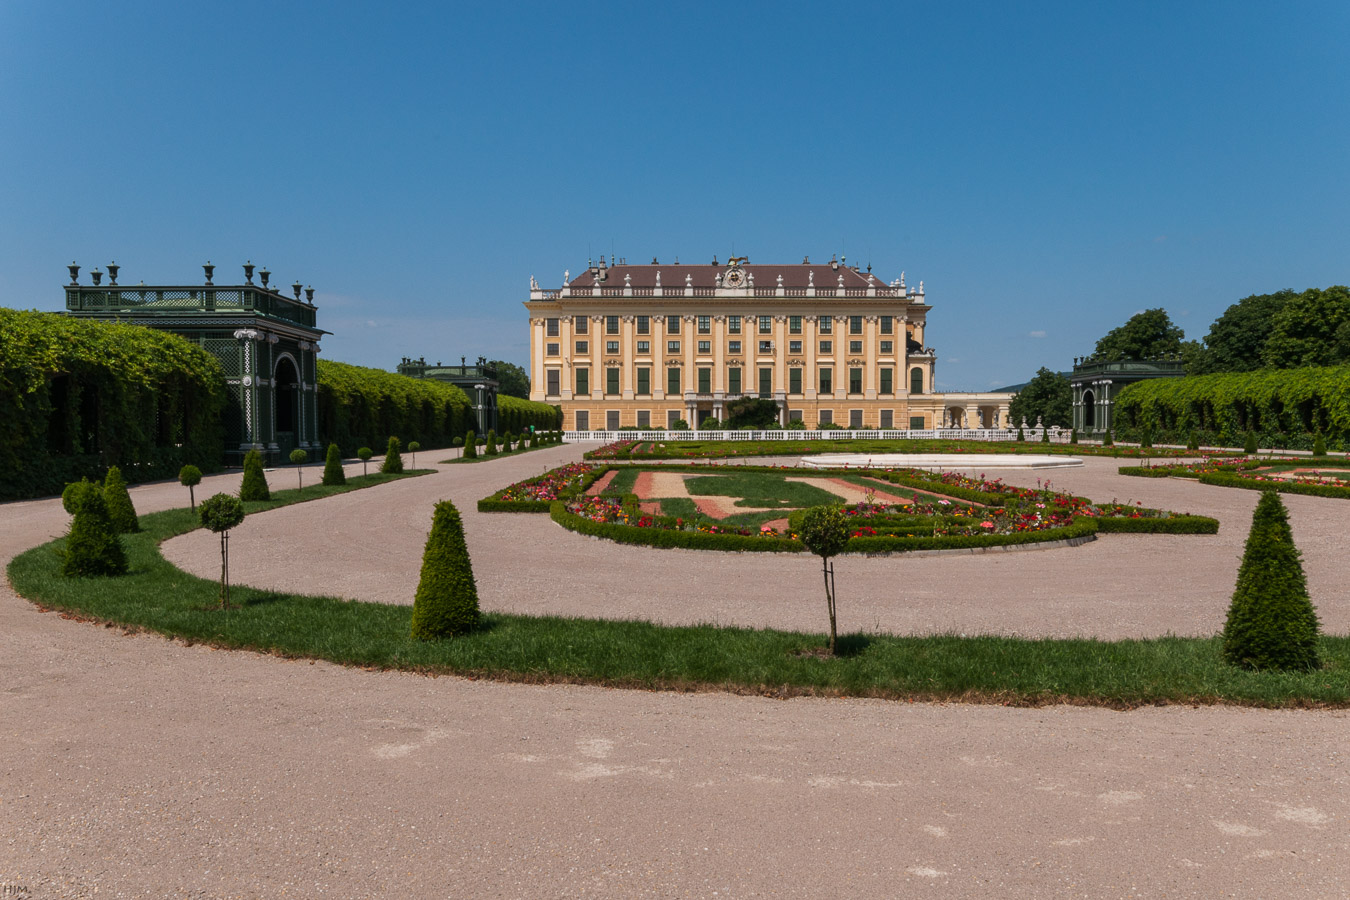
[
  {"xmin": 1083, "ymin": 389, "xmax": 1096, "ymax": 428},
  {"xmin": 910, "ymin": 367, "xmax": 924, "ymax": 394}
]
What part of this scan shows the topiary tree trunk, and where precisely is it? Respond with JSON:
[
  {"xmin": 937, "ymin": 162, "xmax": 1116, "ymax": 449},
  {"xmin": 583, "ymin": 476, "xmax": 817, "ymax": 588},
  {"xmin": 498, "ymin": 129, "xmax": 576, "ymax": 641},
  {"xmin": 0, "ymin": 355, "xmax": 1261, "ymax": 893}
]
[
  {"xmin": 239, "ymin": 449, "xmax": 271, "ymax": 501},
  {"xmin": 381, "ymin": 436, "xmax": 404, "ymax": 474},
  {"xmin": 103, "ymin": 466, "xmax": 140, "ymax": 534},
  {"xmin": 410, "ymin": 500, "xmax": 481, "ymax": 639},
  {"xmin": 322, "ymin": 443, "xmax": 346, "ymax": 486},
  {"xmin": 179, "ymin": 464, "xmax": 203, "ymax": 510},
  {"xmin": 1222, "ymin": 491, "xmax": 1320, "ymax": 671},
  {"xmin": 407, "ymin": 441, "xmax": 420, "ymax": 468},
  {"xmin": 798, "ymin": 505, "xmax": 851, "ymax": 655},
  {"xmin": 357, "ymin": 447, "xmax": 372, "ymax": 476}
]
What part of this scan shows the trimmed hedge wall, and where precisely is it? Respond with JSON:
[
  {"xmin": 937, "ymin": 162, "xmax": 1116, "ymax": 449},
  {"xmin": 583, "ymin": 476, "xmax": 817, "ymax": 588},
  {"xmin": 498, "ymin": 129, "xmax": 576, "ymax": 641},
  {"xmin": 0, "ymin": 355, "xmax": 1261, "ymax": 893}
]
[
  {"xmin": 1094, "ymin": 515, "xmax": 1219, "ymax": 534},
  {"xmin": 1114, "ymin": 365, "xmax": 1350, "ymax": 450},
  {"xmin": 0, "ymin": 308, "xmax": 226, "ymax": 500},
  {"xmin": 316, "ymin": 360, "xmax": 559, "ymax": 455},
  {"xmin": 846, "ymin": 518, "xmax": 1100, "ymax": 554},
  {"xmin": 551, "ymin": 501, "xmax": 807, "ymax": 553}
]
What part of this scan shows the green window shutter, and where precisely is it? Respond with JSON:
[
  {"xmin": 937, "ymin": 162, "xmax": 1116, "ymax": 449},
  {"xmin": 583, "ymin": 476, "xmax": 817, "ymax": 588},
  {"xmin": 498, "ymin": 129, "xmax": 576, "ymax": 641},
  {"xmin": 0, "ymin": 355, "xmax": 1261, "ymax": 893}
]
[
  {"xmin": 728, "ymin": 367, "xmax": 741, "ymax": 395},
  {"xmin": 789, "ymin": 368, "xmax": 802, "ymax": 394},
  {"xmin": 819, "ymin": 368, "xmax": 832, "ymax": 393},
  {"xmin": 668, "ymin": 367, "xmax": 681, "ymax": 395},
  {"xmin": 637, "ymin": 367, "xmax": 650, "ymax": 395},
  {"xmin": 606, "ymin": 368, "xmax": 620, "ymax": 395},
  {"xmin": 759, "ymin": 367, "xmax": 772, "ymax": 396},
  {"xmin": 576, "ymin": 368, "xmax": 589, "ymax": 395},
  {"xmin": 880, "ymin": 368, "xmax": 892, "ymax": 394},
  {"xmin": 697, "ymin": 368, "xmax": 711, "ymax": 393}
]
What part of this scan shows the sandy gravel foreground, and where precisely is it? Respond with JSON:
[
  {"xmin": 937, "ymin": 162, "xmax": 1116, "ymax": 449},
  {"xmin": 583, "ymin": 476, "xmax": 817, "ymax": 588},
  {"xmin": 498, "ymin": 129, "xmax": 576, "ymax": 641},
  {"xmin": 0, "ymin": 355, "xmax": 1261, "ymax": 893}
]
[{"xmin": 2, "ymin": 448, "xmax": 1349, "ymax": 898}]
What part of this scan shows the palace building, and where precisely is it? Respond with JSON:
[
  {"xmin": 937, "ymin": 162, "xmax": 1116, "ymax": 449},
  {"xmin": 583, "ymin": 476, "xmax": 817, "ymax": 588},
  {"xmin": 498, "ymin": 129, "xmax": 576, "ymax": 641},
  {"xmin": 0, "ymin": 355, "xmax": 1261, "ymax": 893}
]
[{"xmin": 525, "ymin": 255, "xmax": 1011, "ymax": 431}]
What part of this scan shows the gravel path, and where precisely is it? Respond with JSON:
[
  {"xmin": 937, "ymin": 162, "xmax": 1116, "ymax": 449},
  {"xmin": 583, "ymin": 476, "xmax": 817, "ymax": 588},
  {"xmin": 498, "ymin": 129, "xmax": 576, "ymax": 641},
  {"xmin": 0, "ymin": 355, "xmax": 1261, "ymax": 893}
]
[{"xmin": 3, "ymin": 447, "xmax": 1349, "ymax": 897}]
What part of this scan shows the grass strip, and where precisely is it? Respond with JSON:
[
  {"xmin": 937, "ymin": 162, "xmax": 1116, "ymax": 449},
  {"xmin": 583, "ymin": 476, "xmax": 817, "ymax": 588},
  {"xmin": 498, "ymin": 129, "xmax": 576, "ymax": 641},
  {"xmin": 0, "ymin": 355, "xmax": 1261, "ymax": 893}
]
[{"xmin": 8, "ymin": 503, "xmax": 1349, "ymax": 707}]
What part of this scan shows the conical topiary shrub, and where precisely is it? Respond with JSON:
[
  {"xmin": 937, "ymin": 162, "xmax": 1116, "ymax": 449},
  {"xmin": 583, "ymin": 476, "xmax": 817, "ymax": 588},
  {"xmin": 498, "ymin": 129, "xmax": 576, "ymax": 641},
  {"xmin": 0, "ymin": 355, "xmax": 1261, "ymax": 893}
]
[
  {"xmin": 485, "ymin": 430, "xmax": 498, "ymax": 455},
  {"xmin": 381, "ymin": 436, "xmax": 404, "ymax": 474},
  {"xmin": 62, "ymin": 480, "xmax": 127, "ymax": 578},
  {"xmin": 1244, "ymin": 431, "xmax": 1258, "ymax": 454},
  {"xmin": 1222, "ymin": 491, "xmax": 1320, "ymax": 671},
  {"xmin": 1187, "ymin": 430, "xmax": 1200, "ymax": 451},
  {"xmin": 503, "ymin": 432, "xmax": 514, "ymax": 453},
  {"xmin": 1016, "ymin": 426, "xmax": 1025, "ymax": 441},
  {"xmin": 103, "ymin": 465, "xmax": 140, "ymax": 533},
  {"xmin": 239, "ymin": 449, "xmax": 270, "ymax": 501},
  {"xmin": 409, "ymin": 500, "xmax": 480, "ymax": 640},
  {"xmin": 1069, "ymin": 428, "xmax": 1079, "ymax": 445},
  {"xmin": 1102, "ymin": 430, "xmax": 1114, "ymax": 447},
  {"xmin": 322, "ymin": 443, "xmax": 346, "ymax": 486},
  {"xmin": 1312, "ymin": 432, "xmax": 1327, "ymax": 457},
  {"xmin": 1040, "ymin": 426, "xmax": 1050, "ymax": 443},
  {"xmin": 464, "ymin": 430, "xmax": 477, "ymax": 459}
]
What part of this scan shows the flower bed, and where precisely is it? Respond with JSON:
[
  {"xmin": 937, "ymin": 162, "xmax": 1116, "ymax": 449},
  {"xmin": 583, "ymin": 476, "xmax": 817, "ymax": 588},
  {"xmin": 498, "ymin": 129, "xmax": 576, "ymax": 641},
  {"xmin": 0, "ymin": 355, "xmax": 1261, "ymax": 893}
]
[{"xmin": 477, "ymin": 463, "xmax": 599, "ymax": 512}]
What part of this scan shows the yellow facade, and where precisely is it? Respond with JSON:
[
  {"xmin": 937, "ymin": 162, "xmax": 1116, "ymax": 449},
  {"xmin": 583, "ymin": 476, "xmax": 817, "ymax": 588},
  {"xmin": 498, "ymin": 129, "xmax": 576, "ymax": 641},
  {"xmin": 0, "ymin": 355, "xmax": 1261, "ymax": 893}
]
[{"xmin": 526, "ymin": 257, "xmax": 1010, "ymax": 431}]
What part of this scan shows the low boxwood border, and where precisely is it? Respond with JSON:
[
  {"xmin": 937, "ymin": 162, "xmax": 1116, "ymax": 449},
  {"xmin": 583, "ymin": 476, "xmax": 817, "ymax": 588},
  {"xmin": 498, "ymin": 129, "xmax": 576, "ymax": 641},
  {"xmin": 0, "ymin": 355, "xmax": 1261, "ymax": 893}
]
[
  {"xmin": 550, "ymin": 500, "xmax": 805, "ymax": 553},
  {"xmin": 1197, "ymin": 472, "xmax": 1350, "ymax": 500},
  {"xmin": 1095, "ymin": 514, "xmax": 1218, "ymax": 534}
]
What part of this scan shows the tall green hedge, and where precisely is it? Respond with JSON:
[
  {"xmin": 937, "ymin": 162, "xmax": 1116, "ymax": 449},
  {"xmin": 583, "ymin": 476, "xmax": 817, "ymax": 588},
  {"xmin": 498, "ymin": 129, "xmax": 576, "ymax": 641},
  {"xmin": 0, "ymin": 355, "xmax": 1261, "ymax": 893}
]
[
  {"xmin": 315, "ymin": 361, "xmax": 559, "ymax": 454},
  {"xmin": 0, "ymin": 308, "xmax": 226, "ymax": 501},
  {"xmin": 1114, "ymin": 365, "xmax": 1350, "ymax": 450}
]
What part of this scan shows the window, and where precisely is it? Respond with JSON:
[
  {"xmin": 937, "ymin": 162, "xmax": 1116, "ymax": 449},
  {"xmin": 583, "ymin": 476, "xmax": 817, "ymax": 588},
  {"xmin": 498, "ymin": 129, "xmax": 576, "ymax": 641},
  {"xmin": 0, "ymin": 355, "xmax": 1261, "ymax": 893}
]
[
  {"xmin": 606, "ymin": 340, "xmax": 619, "ymax": 354},
  {"xmin": 789, "ymin": 340, "xmax": 802, "ymax": 353},
  {"xmin": 637, "ymin": 315, "xmax": 650, "ymax": 335},
  {"xmin": 698, "ymin": 340, "xmax": 711, "ymax": 354},
  {"xmin": 880, "ymin": 368, "xmax": 893, "ymax": 395},
  {"xmin": 819, "ymin": 317, "xmax": 833, "ymax": 334},
  {"xmin": 789, "ymin": 316, "xmax": 802, "ymax": 334},
  {"xmin": 880, "ymin": 340, "xmax": 893, "ymax": 354},
  {"xmin": 575, "ymin": 317, "xmax": 589, "ymax": 335},
  {"xmin": 575, "ymin": 340, "xmax": 589, "ymax": 354},
  {"xmin": 546, "ymin": 343, "xmax": 559, "ymax": 356},
  {"xmin": 637, "ymin": 410, "xmax": 650, "ymax": 428},
  {"xmin": 668, "ymin": 340, "xmax": 680, "ymax": 353},
  {"xmin": 819, "ymin": 367, "xmax": 833, "ymax": 394},
  {"xmin": 759, "ymin": 315, "xmax": 772, "ymax": 334},
  {"xmin": 910, "ymin": 367, "xmax": 924, "ymax": 394},
  {"xmin": 849, "ymin": 368, "xmax": 862, "ymax": 394},
  {"xmin": 606, "ymin": 410, "xmax": 620, "ymax": 430},
  {"xmin": 575, "ymin": 410, "xmax": 590, "ymax": 430},
  {"xmin": 910, "ymin": 415, "xmax": 926, "ymax": 429},
  {"xmin": 728, "ymin": 315, "xmax": 741, "ymax": 334},
  {"xmin": 667, "ymin": 409, "xmax": 682, "ymax": 428},
  {"xmin": 789, "ymin": 368, "xmax": 802, "ymax": 394},
  {"xmin": 880, "ymin": 315, "xmax": 893, "ymax": 335},
  {"xmin": 728, "ymin": 367, "xmax": 741, "ymax": 395},
  {"xmin": 728, "ymin": 340, "xmax": 741, "ymax": 354},
  {"xmin": 818, "ymin": 409, "xmax": 833, "ymax": 426},
  {"xmin": 879, "ymin": 409, "xmax": 893, "ymax": 429},
  {"xmin": 667, "ymin": 316, "xmax": 680, "ymax": 334},
  {"xmin": 667, "ymin": 367, "xmax": 681, "ymax": 395},
  {"xmin": 606, "ymin": 315, "xmax": 619, "ymax": 335},
  {"xmin": 546, "ymin": 318, "xmax": 559, "ymax": 337},
  {"xmin": 637, "ymin": 341, "xmax": 650, "ymax": 353},
  {"xmin": 850, "ymin": 316, "xmax": 862, "ymax": 334},
  {"xmin": 546, "ymin": 369, "xmax": 560, "ymax": 396},
  {"xmin": 606, "ymin": 368, "xmax": 620, "ymax": 395},
  {"xmin": 758, "ymin": 340, "xmax": 772, "ymax": 354},
  {"xmin": 637, "ymin": 367, "xmax": 650, "ymax": 395},
  {"xmin": 819, "ymin": 340, "xmax": 833, "ymax": 353},
  {"xmin": 849, "ymin": 340, "xmax": 862, "ymax": 353},
  {"xmin": 575, "ymin": 368, "xmax": 589, "ymax": 395},
  {"xmin": 697, "ymin": 368, "xmax": 711, "ymax": 393},
  {"xmin": 850, "ymin": 409, "xmax": 863, "ymax": 428},
  {"xmin": 759, "ymin": 367, "xmax": 772, "ymax": 396},
  {"xmin": 789, "ymin": 409, "xmax": 803, "ymax": 425},
  {"xmin": 698, "ymin": 316, "xmax": 710, "ymax": 334}
]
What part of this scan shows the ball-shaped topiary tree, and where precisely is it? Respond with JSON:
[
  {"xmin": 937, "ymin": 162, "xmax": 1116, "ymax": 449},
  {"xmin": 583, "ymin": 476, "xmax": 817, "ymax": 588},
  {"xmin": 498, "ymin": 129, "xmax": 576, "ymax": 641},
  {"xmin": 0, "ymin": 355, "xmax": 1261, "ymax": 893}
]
[
  {"xmin": 179, "ymin": 464, "xmax": 203, "ymax": 510},
  {"xmin": 238, "ymin": 449, "xmax": 270, "ymax": 501},
  {"xmin": 798, "ymin": 505, "xmax": 852, "ymax": 655},
  {"xmin": 381, "ymin": 436, "xmax": 404, "ymax": 474},
  {"xmin": 407, "ymin": 440, "xmax": 421, "ymax": 469},
  {"xmin": 357, "ymin": 447, "xmax": 373, "ymax": 476},
  {"xmin": 289, "ymin": 448, "xmax": 308, "ymax": 491},
  {"xmin": 1221, "ymin": 491, "xmax": 1321, "ymax": 671},
  {"xmin": 62, "ymin": 480, "xmax": 128, "ymax": 578},
  {"xmin": 103, "ymin": 466, "xmax": 140, "ymax": 534},
  {"xmin": 321, "ymin": 443, "xmax": 346, "ymax": 486},
  {"xmin": 409, "ymin": 500, "xmax": 480, "ymax": 640},
  {"xmin": 199, "ymin": 493, "xmax": 246, "ymax": 608}
]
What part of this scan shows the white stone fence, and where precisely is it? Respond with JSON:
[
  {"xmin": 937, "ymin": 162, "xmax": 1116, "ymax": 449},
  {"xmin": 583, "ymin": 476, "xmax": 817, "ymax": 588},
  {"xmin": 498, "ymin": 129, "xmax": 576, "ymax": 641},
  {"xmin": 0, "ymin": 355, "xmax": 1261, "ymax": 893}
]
[{"xmin": 564, "ymin": 428, "xmax": 1071, "ymax": 443}]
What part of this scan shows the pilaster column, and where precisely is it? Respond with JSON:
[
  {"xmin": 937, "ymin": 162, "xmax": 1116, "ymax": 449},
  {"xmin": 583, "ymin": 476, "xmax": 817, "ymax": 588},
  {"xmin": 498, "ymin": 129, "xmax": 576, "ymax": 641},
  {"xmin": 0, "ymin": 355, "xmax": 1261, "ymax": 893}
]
[
  {"xmin": 864, "ymin": 315, "xmax": 878, "ymax": 398},
  {"xmin": 804, "ymin": 315, "xmax": 818, "ymax": 399},
  {"xmin": 652, "ymin": 315, "xmax": 665, "ymax": 399}
]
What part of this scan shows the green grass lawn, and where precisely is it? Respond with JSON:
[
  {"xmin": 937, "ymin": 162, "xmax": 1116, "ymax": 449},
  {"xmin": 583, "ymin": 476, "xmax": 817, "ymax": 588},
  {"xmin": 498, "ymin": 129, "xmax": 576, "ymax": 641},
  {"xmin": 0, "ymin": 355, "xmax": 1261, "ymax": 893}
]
[
  {"xmin": 8, "ymin": 489, "xmax": 1349, "ymax": 708},
  {"xmin": 685, "ymin": 471, "xmax": 844, "ymax": 508}
]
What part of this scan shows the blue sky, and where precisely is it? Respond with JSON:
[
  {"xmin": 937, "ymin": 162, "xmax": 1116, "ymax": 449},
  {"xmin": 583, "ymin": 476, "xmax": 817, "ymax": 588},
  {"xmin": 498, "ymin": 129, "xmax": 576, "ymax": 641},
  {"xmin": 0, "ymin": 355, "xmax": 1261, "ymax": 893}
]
[{"xmin": 2, "ymin": 1, "xmax": 1346, "ymax": 390}]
